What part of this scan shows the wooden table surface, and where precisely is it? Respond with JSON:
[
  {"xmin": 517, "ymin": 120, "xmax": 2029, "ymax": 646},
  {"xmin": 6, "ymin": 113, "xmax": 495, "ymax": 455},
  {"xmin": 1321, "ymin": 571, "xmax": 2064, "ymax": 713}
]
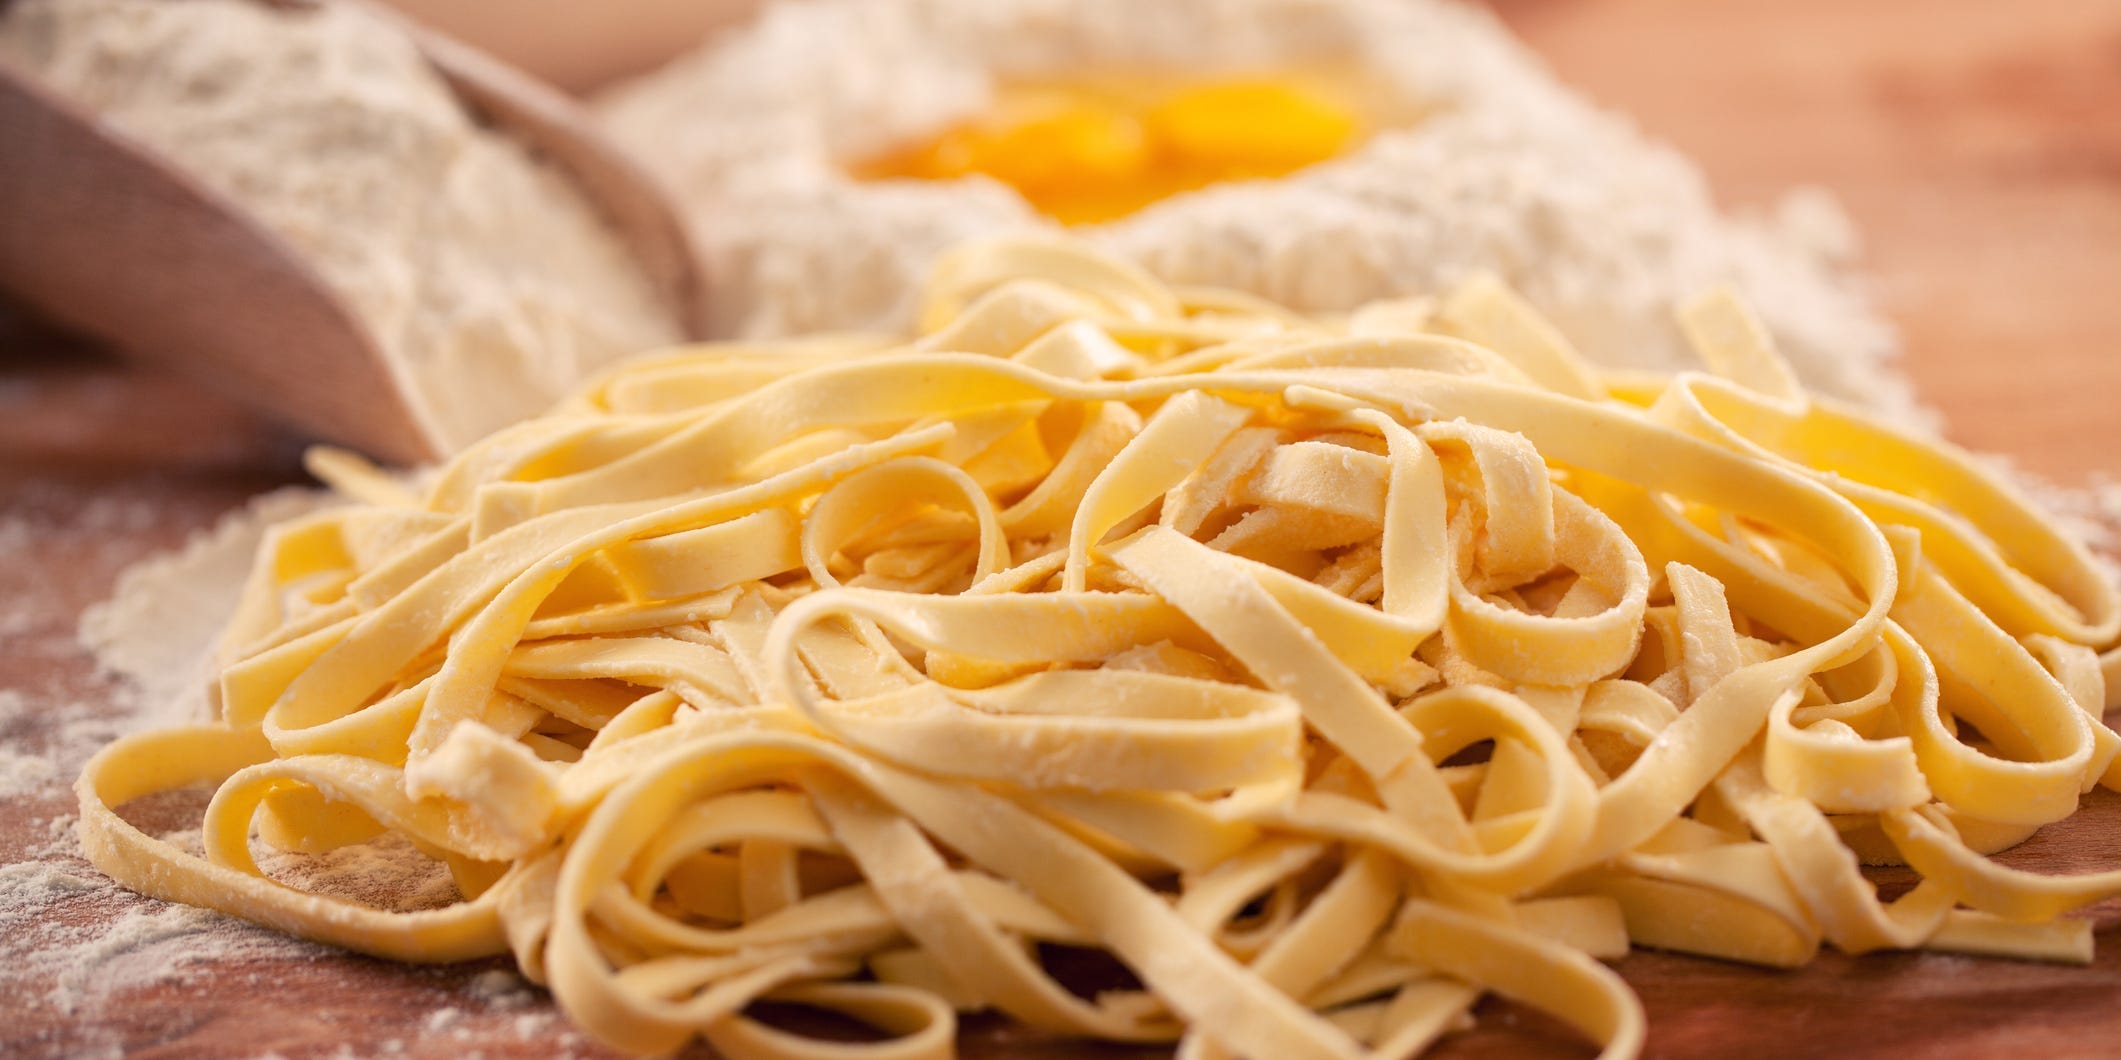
[{"xmin": 4, "ymin": 0, "xmax": 2121, "ymax": 1056}]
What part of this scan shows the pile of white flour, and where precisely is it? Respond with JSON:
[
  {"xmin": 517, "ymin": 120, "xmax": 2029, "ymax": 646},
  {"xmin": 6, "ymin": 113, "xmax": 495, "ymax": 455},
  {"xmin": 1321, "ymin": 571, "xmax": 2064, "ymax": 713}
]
[
  {"xmin": 0, "ymin": 0, "xmax": 682, "ymax": 454},
  {"xmin": 597, "ymin": 0, "xmax": 1919, "ymax": 426}
]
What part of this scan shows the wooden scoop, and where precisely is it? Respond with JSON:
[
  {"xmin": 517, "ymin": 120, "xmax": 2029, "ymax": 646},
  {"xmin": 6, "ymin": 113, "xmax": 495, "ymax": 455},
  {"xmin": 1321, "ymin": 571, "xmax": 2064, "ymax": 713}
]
[{"xmin": 0, "ymin": 1, "xmax": 709, "ymax": 466}]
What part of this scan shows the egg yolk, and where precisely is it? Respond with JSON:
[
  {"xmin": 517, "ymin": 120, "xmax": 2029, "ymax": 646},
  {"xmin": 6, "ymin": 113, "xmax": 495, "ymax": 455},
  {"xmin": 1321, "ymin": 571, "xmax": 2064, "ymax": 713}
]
[{"xmin": 854, "ymin": 75, "xmax": 1366, "ymax": 224}]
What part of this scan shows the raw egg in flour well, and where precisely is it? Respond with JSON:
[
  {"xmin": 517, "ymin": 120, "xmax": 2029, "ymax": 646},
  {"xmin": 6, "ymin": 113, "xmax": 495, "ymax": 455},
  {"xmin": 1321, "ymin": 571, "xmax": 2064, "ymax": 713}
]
[
  {"xmin": 596, "ymin": 0, "xmax": 1914, "ymax": 430},
  {"xmin": 855, "ymin": 74, "xmax": 1373, "ymax": 224}
]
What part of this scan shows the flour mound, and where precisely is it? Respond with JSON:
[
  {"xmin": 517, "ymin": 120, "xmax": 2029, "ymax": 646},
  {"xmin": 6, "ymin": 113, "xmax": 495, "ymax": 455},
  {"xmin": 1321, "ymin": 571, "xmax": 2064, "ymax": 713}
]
[{"xmin": 598, "ymin": 0, "xmax": 1921, "ymax": 427}]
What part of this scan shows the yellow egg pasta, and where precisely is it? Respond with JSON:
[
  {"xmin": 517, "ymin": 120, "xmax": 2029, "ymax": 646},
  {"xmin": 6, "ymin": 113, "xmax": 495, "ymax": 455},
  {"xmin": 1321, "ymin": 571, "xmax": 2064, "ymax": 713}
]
[{"xmin": 79, "ymin": 238, "xmax": 2121, "ymax": 1059}]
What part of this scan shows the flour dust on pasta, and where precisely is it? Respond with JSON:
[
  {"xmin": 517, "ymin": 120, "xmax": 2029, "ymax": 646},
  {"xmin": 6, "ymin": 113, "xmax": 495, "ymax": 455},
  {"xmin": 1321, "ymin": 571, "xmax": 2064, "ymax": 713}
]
[{"xmin": 78, "ymin": 239, "xmax": 2121, "ymax": 1059}]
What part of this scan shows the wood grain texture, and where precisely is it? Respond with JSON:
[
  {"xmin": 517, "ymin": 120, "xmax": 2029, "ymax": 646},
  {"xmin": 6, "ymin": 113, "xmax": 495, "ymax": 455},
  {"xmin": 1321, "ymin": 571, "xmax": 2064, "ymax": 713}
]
[
  {"xmin": 1487, "ymin": 0, "xmax": 2121, "ymax": 485},
  {"xmin": 4, "ymin": 0, "xmax": 2121, "ymax": 1056}
]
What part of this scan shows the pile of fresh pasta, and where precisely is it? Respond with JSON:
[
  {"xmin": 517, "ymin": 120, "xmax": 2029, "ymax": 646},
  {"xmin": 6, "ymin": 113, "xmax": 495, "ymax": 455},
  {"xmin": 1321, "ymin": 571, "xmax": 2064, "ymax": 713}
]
[{"xmin": 80, "ymin": 239, "xmax": 2121, "ymax": 1059}]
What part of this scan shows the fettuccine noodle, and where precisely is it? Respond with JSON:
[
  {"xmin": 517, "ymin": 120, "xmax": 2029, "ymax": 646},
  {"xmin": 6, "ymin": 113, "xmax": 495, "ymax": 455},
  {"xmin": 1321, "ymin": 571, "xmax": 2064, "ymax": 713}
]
[{"xmin": 79, "ymin": 238, "xmax": 2121, "ymax": 1058}]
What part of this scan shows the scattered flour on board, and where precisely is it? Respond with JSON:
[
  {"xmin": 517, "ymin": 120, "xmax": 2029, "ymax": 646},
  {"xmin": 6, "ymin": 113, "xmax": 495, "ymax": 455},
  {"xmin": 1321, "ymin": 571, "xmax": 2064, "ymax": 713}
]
[
  {"xmin": 0, "ymin": 690, "xmax": 59, "ymax": 798},
  {"xmin": 0, "ymin": 508, "xmax": 316, "ymax": 1047},
  {"xmin": 0, "ymin": 810, "xmax": 321, "ymax": 1058},
  {"xmin": 0, "ymin": 487, "xmax": 593, "ymax": 1055},
  {"xmin": 76, "ymin": 487, "xmax": 339, "ymax": 728},
  {"xmin": 0, "ymin": 810, "xmax": 580, "ymax": 1055}
]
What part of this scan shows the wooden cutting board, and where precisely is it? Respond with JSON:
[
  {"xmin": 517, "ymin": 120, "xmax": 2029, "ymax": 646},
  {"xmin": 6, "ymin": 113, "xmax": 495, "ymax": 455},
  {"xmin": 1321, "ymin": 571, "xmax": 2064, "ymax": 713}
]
[{"xmin": 4, "ymin": 0, "xmax": 2119, "ymax": 1056}]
